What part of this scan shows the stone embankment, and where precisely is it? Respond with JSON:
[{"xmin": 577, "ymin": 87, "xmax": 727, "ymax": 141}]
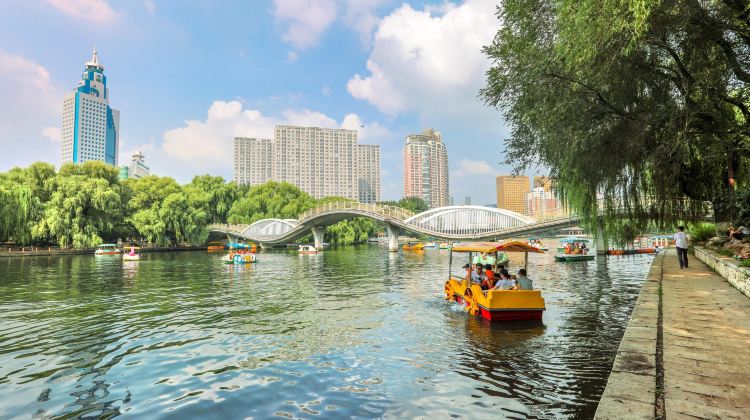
[
  {"xmin": 0, "ymin": 246, "xmax": 207, "ymax": 258},
  {"xmin": 596, "ymin": 248, "xmax": 750, "ymax": 419}
]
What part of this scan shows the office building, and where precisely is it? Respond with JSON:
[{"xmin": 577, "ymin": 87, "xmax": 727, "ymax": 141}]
[
  {"xmin": 233, "ymin": 125, "xmax": 380, "ymax": 202},
  {"xmin": 534, "ymin": 176, "xmax": 553, "ymax": 191},
  {"xmin": 233, "ymin": 137, "xmax": 273, "ymax": 186},
  {"xmin": 61, "ymin": 49, "xmax": 120, "ymax": 166},
  {"xmin": 357, "ymin": 144, "xmax": 381, "ymax": 203},
  {"xmin": 496, "ymin": 175, "xmax": 530, "ymax": 214},
  {"xmin": 119, "ymin": 151, "xmax": 151, "ymax": 180},
  {"xmin": 402, "ymin": 128, "xmax": 449, "ymax": 208}
]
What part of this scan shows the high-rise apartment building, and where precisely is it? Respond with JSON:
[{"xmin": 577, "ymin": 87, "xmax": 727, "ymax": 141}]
[
  {"xmin": 119, "ymin": 151, "xmax": 151, "ymax": 180},
  {"xmin": 233, "ymin": 137, "xmax": 273, "ymax": 186},
  {"xmin": 496, "ymin": 175, "xmax": 530, "ymax": 214},
  {"xmin": 403, "ymin": 128, "xmax": 449, "ymax": 208},
  {"xmin": 61, "ymin": 49, "xmax": 120, "ymax": 166},
  {"xmin": 526, "ymin": 186, "xmax": 559, "ymax": 217},
  {"xmin": 357, "ymin": 144, "xmax": 381, "ymax": 204},
  {"xmin": 232, "ymin": 125, "xmax": 380, "ymax": 202}
]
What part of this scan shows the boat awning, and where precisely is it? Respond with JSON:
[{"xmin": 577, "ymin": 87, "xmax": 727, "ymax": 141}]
[
  {"xmin": 98, "ymin": 244, "xmax": 117, "ymax": 247},
  {"xmin": 559, "ymin": 237, "xmax": 593, "ymax": 243},
  {"xmin": 451, "ymin": 241, "xmax": 545, "ymax": 253}
]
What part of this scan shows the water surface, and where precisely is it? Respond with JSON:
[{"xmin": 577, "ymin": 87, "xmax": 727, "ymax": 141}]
[{"xmin": 0, "ymin": 246, "xmax": 652, "ymax": 418}]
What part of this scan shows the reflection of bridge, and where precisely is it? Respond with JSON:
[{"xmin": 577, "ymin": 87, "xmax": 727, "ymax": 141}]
[{"xmin": 209, "ymin": 202, "xmax": 581, "ymax": 252}]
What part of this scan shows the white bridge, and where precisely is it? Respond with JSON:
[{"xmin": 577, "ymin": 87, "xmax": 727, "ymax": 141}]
[{"xmin": 209, "ymin": 202, "xmax": 579, "ymax": 252}]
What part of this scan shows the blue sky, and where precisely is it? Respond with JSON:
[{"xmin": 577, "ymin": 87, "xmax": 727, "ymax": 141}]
[{"xmin": 0, "ymin": 0, "xmax": 542, "ymax": 203}]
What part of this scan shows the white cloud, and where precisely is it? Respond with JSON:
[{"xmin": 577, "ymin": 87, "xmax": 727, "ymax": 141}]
[
  {"xmin": 45, "ymin": 0, "xmax": 118, "ymax": 24},
  {"xmin": 159, "ymin": 101, "xmax": 386, "ymax": 178},
  {"xmin": 143, "ymin": 0, "xmax": 156, "ymax": 15},
  {"xmin": 453, "ymin": 159, "xmax": 497, "ymax": 177},
  {"xmin": 286, "ymin": 51, "xmax": 299, "ymax": 62},
  {"xmin": 274, "ymin": 0, "xmax": 337, "ymax": 50},
  {"xmin": 0, "ymin": 49, "xmax": 64, "ymax": 169},
  {"xmin": 347, "ymin": 0, "xmax": 498, "ymax": 120},
  {"xmin": 340, "ymin": 0, "xmax": 388, "ymax": 46},
  {"xmin": 341, "ymin": 113, "xmax": 391, "ymax": 144},
  {"xmin": 42, "ymin": 127, "xmax": 61, "ymax": 142}
]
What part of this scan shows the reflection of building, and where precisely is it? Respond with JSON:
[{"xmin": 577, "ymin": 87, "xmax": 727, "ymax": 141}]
[
  {"xmin": 496, "ymin": 175, "xmax": 530, "ymax": 214},
  {"xmin": 357, "ymin": 144, "xmax": 381, "ymax": 203},
  {"xmin": 119, "ymin": 151, "xmax": 151, "ymax": 180},
  {"xmin": 61, "ymin": 49, "xmax": 120, "ymax": 166},
  {"xmin": 232, "ymin": 125, "xmax": 380, "ymax": 202},
  {"xmin": 403, "ymin": 128, "xmax": 449, "ymax": 208}
]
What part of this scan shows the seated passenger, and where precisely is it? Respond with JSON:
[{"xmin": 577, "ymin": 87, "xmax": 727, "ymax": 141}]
[
  {"xmin": 472, "ymin": 263, "xmax": 486, "ymax": 283},
  {"xmin": 481, "ymin": 264, "xmax": 495, "ymax": 290},
  {"xmin": 516, "ymin": 269, "xmax": 533, "ymax": 290},
  {"xmin": 463, "ymin": 264, "xmax": 472, "ymax": 280},
  {"xmin": 493, "ymin": 272, "xmax": 518, "ymax": 290}
]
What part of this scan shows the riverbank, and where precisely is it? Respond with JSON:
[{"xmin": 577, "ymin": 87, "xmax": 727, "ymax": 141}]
[
  {"xmin": 0, "ymin": 246, "xmax": 207, "ymax": 258},
  {"xmin": 595, "ymin": 249, "xmax": 750, "ymax": 418}
]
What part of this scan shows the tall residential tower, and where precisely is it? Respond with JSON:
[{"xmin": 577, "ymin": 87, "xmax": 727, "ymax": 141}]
[
  {"xmin": 232, "ymin": 125, "xmax": 381, "ymax": 203},
  {"xmin": 402, "ymin": 128, "xmax": 449, "ymax": 208},
  {"xmin": 61, "ymin": 49, "xmax": 120, "ymax": 166}
]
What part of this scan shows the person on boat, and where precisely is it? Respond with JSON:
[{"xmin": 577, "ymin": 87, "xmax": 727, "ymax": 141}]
[
  {"xmin": 580, "ymin": 242, "xmax": 588, "ymax": 255},
  {"xmin": 463, "ymin": 264, "xmax": 472, "ymax": 280},
  {"xmin": 128, "ymin": 246, "xmax": 136, "ymax": 256},
  {"xmin": 472, "ymin": 263, "xmax": 486, "ymax": 283},
  {"xmin": 516, "ymin": 269, "xmax": 533, "ymax": 290},
  {"xmin": 564, "ymin": 243, "xmax": 571, "ymax": 254},
  {"xmin": 481, "ymin": 264, "xmax": 495, "ymax": 290},
  {"xmin": 493, "ymin": 272, "xmax": 518, "ymax": 290}
]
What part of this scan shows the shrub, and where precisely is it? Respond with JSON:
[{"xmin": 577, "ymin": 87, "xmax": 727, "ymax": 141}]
[{"xmin": 688, "ymin": 223, "xmax": 716, "ymax": 243}]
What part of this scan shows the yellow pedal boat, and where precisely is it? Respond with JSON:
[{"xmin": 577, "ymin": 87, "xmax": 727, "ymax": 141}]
[{"xmin": 444, "ymin": 241, "xmax": 546, "ymax": 321}]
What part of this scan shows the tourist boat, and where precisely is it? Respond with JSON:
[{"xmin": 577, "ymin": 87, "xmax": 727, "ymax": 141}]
[
  {"xmin": 554, "ymin": 237, "xmax": 595, "ymax": 261},
  {"xmin": 94, "ymin": 244, "xmax": 121, "ymax": 255},
  {"xmin": 123, "ymin": 246, "xmax": 140, "ymax": 261},
  {"xmin": 207, "ymin": 241, "xmax": 225, "ymax": 252},
  {"xmin": 228, "ymin": 243, "xmax": 257, "ymax": 253},
  {"xmin": 222, "ymin": 252, "xmax": 258, "ymax": 264},
  {"xmin": 402, "ymin": 242, "xmax": 425, "ymax": 251},
  {"xmin": 298, "ymin": 245, "xmax": 319, "ymax": 254},
  {"xmin": 444, "ymin": 242, "xmax": 546, "ymax": 321},
  {"xmin": 424, "ymin": 242, "xmax": 438, "ymax": 248},
  {"xmin": 439, "ymin": 242, "xmax": 451, "ymax": 249}
]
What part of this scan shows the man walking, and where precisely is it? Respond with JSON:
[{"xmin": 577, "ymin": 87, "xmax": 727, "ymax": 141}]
[{"xmin": 675, "ymin": 226, "xmax": 689, "ymax": 269}]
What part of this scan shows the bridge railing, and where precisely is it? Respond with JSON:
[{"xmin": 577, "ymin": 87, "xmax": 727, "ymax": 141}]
[
  {"xmin": 208, "ymin": 223, "xmax": 249, "ymax": 235},
  {"xmin": 298, "ymin": 201, "xmax": 414, "ymax": 222}
]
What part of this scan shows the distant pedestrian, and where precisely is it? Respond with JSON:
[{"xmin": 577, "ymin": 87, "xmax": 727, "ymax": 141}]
[{"xmin": 675, "ymin": 226, "xmax": 689, "ymax": 269}]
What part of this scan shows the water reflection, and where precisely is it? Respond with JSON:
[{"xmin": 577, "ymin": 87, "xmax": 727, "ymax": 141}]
[{"xmin": 0, "ymin": 247, "xmax": 652, "ymax": 418}]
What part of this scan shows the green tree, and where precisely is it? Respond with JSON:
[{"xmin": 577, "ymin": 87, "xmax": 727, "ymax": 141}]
[
  {"xmin": 0, "ymin": 162, "xmax": 55, "ymax": 245},
  {"xmin": 481, "ymin": 0, "xmax": 750, "ymax": 230},
  {"xmin": 316, "ymin": 196, "xmax": 379, "ymax": 245},
  {"xmin": 34, "ymin": 162, "xmax": 122, "ymax": 248},
  {"xmin": 186, "ymin": 175, "xmax": 238, "ymax": 223},
  {"xmin": 227, "ymin": 181, "xmax": 317, "ymax": 224}
]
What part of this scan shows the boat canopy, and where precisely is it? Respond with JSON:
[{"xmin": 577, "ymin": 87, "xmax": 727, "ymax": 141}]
[
  {"xmin": 451, "ymin": 241, "xmax": 545, "ymax": 253},
  {"xmin": 559, "ymin": 237, "xmax": 593, "ymax": 243},
  {"xmin": 97, "ymin": 244, "xmax": 117, "ymax": 247}
]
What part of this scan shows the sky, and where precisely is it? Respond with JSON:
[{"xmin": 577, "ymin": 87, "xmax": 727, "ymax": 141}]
[{"xmin": 0, "ymin": 0, "xmax": 544, "ymax": 204}]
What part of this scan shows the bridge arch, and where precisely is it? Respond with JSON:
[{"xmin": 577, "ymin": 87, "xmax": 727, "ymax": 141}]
[
  {"xmin": 241, "ymin": 218, "xmax": 299, "ymax": 239},
  {"xmin": 405, "ymin": 206, "xmax": 535, "ymax": 235}
]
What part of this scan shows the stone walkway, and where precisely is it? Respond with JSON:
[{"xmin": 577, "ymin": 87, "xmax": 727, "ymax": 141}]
[{"xmin": 596, "ymin": 249, "xmax": 750, "ymax": 419}]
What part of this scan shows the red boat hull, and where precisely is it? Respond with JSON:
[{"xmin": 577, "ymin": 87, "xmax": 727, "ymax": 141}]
[{"xmin": 454, "ymin": 295, "xmax": 543, "ymax": 321}]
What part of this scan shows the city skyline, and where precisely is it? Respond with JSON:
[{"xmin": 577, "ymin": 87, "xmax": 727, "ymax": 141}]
[{"xmin": 0, "ymin": 0, "xmax": 548, "ymax": 203}]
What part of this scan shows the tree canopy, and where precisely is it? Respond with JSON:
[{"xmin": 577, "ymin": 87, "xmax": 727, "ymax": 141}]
[{"xmin": 482, "ymin": 0, "xmax": 750, "ymax": 229}]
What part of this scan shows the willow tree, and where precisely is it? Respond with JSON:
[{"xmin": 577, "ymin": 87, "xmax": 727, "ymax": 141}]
[
  {"xmin": 482, "ymin": 0, "xmax": 750, "ymax": 230},
  {"xmin": 227, "ymin": 181, "xmax": 317, "ymax": 224}
]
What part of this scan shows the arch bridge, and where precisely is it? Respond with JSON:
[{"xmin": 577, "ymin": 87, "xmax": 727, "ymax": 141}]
[{"xmin": 209, "ymin": 202, "xmax": 580, "ymax": 252}]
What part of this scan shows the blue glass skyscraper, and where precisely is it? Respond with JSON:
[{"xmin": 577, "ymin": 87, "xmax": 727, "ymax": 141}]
[{"xmin": 61, "ymin": 49, "xmax": 120, "ymax": 166}]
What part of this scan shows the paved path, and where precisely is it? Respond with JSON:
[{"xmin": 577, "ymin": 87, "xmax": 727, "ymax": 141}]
[{"xmin": 596, "ymin": 249, "xmax": 750, "ymax": 419}]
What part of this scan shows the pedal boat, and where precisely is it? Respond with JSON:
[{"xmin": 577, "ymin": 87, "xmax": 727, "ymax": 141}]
[
  {"xmin": 94, "ymin": 244, "xmax": 122, "ymax": 255},
  {"xmin": 402, "ymin": 242, "xmax": 425, "ymax": 251},
  {"xmin": 444, "ymin": 241, "xmax": 546, "ymax": 321},
  {"xmin": 223, "ymin": 252, "xmax": 257, "ymax": 264},
  {"xmin": 298, "ymin": 245, "xmax": 319, "ymax": 255}
]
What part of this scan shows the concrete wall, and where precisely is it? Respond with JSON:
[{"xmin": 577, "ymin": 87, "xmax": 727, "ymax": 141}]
[{"xmin": 694, "ymin": 246, "xmax": 750, "ymax": 298}]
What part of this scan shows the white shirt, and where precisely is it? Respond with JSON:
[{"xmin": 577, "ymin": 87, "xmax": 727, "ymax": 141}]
[{"xmin": 674, "ymin": 231, "xmax": 688, "ymax": 249}]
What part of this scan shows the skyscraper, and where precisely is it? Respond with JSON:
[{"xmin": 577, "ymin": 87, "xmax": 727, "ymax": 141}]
[
  {"xmin": 61, "ymin": 49, "xmax": 120, "ymax": 166},
  {"xmin": 233, "ymin": 137, "xmax": 273, "ymax": 186},
  {"xmin": 357, "ymin": 144, "xmax": 381, "ymax": 204},
  {"xmin": 496, "ymin": 175, "xmax": 530, "ymax": 214},
  {"xmin": 232, "ymin": 125, "xmax": 380, "ymax": 202},
  {"xmin": 402, "ymin": 128, "xmax": 449, "ymax": 208}
]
